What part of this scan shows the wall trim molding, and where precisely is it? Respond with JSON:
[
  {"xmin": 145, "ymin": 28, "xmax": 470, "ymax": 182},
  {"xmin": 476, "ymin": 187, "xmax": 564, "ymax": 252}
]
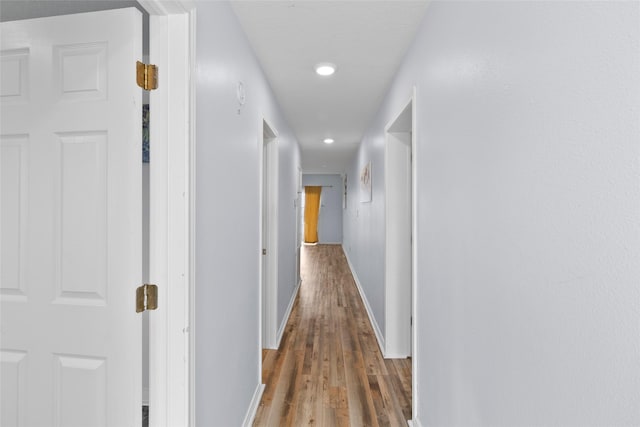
[
  {"xmin": 276, "ymin": 278, "xmax": 301, "ymax": 348},
  {"xmin": 139, "ymin": 3, "xmax": 194, "ymax": 426},
  {"xmin": 384, "ymin": 95, "xmax": 414, "ymax": 359},
  {"xmin": 241, "ymin": 383, "xmax": 265, "ymax": 427},
  {"xmin": 342, "ymin": 247, "xmax": 386, "ymax": 356},
  {"xmin": 260, "ymin": 120, "xmax": 280, "ymax": 350}
]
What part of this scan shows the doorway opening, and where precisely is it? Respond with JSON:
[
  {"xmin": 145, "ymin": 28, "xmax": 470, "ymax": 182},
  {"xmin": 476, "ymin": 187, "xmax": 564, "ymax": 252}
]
[
  {"xmin": 384, "ymin": 91, "xmax": 416, "ymax": 423},
  {"xmin": 295, "ymin": 168, "xmax": 302, "ymax": 286},
  {"xmin": 303, "ymin": 186, "xmax": 322, "ymax": 244},
  {"xmin": 384, "ymin": 95, "xmax": 414, "ymax": 358},
  {"xmin": 261, "ymin": 119, "xmax": 279, "ymax": 350}
]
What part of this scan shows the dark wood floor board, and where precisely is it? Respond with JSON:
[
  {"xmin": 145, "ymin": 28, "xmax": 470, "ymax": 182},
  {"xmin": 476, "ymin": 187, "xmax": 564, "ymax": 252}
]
[
  {"xmin": 385, "ymin": 360, "xmax": 412, "ymax": 421},
  {"xmin": 253, "ymin": 244, "xmax": 412, "ymax": 426},
  {"xmin": 367, "ymin": 374, "xmax": 391, "ymax": 426}
]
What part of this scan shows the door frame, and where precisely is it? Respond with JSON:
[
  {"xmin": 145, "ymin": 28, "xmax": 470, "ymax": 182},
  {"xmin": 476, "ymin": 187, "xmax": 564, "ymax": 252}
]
[
  {"xmin": 384, "ymin": 87, "xmax": 418, "ymax": 422},
  {"xmin": 409, "ymin": 87, "xmax": 418, "ymax": 427},
  {"xmin": 295, "ymin": 167, "xmax": 302, "ymax": 286},
  {"xmin": 384, "ymin": 91, "xmax": 415, "ymax": 359},
  {"xmin": 138, "ymin": 1, "xmax": 194, "ymax": 426},
  {"xmin": 259, "ymin": 117, "xmax": 279, "ymax": 352},
  {"xmin": 0, "ymin": 1, "xmax": 194, "ymax": 424}
]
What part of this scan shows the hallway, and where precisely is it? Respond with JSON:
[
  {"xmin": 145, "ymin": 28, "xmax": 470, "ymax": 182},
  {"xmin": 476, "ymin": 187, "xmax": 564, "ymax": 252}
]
[{"xmin": 254, "ymin": 245, "xmax": 411, "ymax": 426}]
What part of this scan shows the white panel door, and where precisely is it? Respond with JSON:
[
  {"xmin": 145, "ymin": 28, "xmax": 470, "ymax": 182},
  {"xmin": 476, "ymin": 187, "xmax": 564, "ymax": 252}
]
[{"xmin": 1, "ymin": 9, "xmax": 143, "ymax": 427}]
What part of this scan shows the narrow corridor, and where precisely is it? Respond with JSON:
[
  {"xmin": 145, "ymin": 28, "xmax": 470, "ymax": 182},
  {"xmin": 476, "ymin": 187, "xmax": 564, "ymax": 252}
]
[{"xmin": 254, "ymin": 245, "xmax": 411, "ymax": 426}]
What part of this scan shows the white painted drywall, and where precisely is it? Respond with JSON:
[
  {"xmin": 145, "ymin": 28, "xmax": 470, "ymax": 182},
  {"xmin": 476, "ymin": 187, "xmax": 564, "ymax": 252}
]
[
  {"xmin": 277, "ymin": 133, "xmax": 301, "ymax": 335},
  {"xmin": 344, "ymin": 1, "xmax": 640, "ymax": 425},
  {"xmin": 302, "ymin": 174, "xmax": 344, "ymax": 244},
  {"xmin": 195, "ymin": 2, "xmax": 301, "ymax": 425},
  {"xmin": 343, "ymin": 134, "xmax": 387, "ymax": 342},
  {"xmin": 384, "ymin": 131, "xmax": 412, "ymax": 358}
]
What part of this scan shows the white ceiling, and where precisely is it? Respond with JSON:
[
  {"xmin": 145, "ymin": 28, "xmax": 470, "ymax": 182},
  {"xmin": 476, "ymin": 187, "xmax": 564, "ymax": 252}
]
[{"xmin": 231, "ymin": 0, "xmax": 429, "ymax": 174}]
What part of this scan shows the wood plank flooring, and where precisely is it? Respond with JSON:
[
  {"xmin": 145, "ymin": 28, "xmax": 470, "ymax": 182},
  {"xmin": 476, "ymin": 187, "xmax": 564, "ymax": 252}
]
[{"xmin": 253, "ymin": 244, "xmax": 411, "ymax": 427}]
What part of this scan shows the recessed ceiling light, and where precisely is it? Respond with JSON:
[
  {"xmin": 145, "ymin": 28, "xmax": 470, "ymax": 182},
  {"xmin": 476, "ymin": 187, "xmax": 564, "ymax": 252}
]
[
  {"xmin": 315, "ymin": 63, "xmax": 336, "ymax": 76},
  {"xmin": 323, "ymin": 138, "xmax": 334, "ymax": 144}
]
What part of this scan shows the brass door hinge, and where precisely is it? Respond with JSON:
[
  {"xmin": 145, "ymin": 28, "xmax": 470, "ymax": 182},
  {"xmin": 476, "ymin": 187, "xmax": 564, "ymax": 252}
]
[
  {"xmin": 136, "ymin": 61, "xmax": 158, "ymax": 91},
  {"xmin": 136, "ymin": 284, "xmax": 158, "ymax": 313}
]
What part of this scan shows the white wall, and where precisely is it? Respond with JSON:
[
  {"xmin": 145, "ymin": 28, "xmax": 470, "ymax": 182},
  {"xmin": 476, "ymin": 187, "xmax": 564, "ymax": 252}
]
[
  {"xmin": 343, "ymin": 134, "xmax": 387, "ymax": 340},
  {"xmin": 276, "ymin": 129, "xmax": 301, "ymax": 340},
  {"xmin": 194, "ymin": 2, "xmax": 301, "ymax": 425},
  {"xmin": 302, "ymin": 174, "xmax": 344, "ymax": 244},
  {"xmin": 344, "ymin": 1, "xmax": 640, "ymax": 426}
]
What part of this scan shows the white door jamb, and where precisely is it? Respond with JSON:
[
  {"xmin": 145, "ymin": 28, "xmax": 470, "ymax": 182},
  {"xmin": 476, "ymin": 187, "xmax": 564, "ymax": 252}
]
[
  {"xmin": 409, "ymin": 86, "xmax": 419, "ymax": 427},
  {"xmin": 384, "ymin": 94, "xmax": 413, "ymax": 359},
  {"xmin": 137, "ymin": 1, "xmax": 194, "ymax": 426},
  {"xmin": 260, "ymin": 117, "xmax": 279, "ymax": 352}
]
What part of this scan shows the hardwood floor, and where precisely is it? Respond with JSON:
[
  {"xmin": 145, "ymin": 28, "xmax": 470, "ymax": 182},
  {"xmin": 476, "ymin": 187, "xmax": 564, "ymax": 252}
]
[{"xmin": 253, "ymin": 244, "xmax": 412, "ymax": 427}]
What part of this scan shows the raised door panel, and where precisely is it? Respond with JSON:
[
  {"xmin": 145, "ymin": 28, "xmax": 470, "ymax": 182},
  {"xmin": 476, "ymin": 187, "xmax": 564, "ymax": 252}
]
[
  {"xmin": 0, "ymin": 350, "xmax": 27, "ymax": 426},
  {"xmin": 1, "ymin": 135, "xmax": 28, "ymax": 302},
  {"xmin": 53, "ymin": 355, "xmax": 107, "ymax": 427},
  {"xmin": 0, "ymin": 48, "xmax": 29, "ymax": 103},
  {"xmin": 54, "ymin": 132, "xmax": 108, "ymax": 306},
  {"xmin": 54, "ymin": 43, "xmax": 107, "ymax": 102}
]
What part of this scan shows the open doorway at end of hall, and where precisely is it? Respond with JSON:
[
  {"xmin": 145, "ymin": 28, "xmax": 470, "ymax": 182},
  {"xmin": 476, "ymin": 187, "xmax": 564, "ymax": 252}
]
[{"xmin": 301, "ymin": 174, "xmax": 345, "ymax": 246}]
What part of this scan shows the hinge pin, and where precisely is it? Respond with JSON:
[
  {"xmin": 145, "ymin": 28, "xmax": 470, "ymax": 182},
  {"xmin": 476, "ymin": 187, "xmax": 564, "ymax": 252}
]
[
  {"xmin": 136, "ymin": 283, "xmax": 158, "ymax": 313},
  {"xmin": 136, "ymin": 61, "xmax": 158, "ymax": 91}
]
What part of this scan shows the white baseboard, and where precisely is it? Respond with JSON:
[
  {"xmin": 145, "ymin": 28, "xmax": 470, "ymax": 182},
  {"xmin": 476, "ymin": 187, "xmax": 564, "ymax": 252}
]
[
  {"xmin": 276, "ymin": 279, "xmax": 301, "ymax": 348},
  {"xmin": 342, "ymin": 246, "xmax": 386, "ymax": 356},
  {"xmin": 385, "ymin": 351, "xmax": 409, "ymax": 359},
  {"xmin": 241, "ymin": 383, "xmax": 265, "ymax": 427}
]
